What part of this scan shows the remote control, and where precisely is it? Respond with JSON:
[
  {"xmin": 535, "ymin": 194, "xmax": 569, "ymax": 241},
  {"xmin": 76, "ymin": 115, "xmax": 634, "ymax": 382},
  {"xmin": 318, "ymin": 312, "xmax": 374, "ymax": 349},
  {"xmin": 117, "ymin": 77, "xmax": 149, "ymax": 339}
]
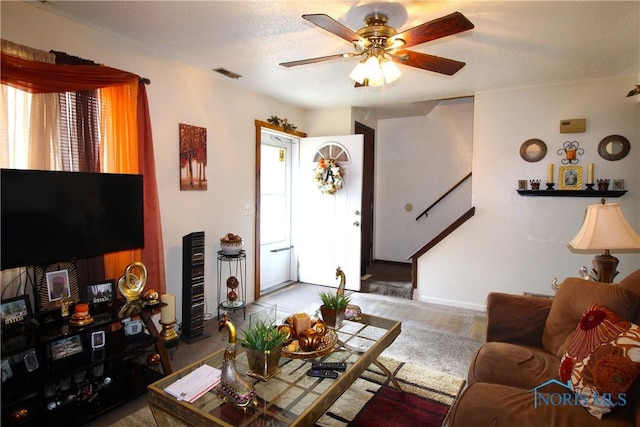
[
  {"xmin": 311, "ymin": 362, "xmax": 347, "ymax": 371},
  {"xmin": 306, "ymin": 369, "xmax": 339, "ymax": 379}
]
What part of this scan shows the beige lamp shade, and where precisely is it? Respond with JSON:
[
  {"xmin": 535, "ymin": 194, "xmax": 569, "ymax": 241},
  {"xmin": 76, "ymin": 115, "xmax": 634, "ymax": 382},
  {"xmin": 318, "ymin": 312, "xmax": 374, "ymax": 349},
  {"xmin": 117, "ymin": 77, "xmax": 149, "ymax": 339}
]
[{"xmin": 569, "ymin": 202, "xmax": 640, "ymax": 251}]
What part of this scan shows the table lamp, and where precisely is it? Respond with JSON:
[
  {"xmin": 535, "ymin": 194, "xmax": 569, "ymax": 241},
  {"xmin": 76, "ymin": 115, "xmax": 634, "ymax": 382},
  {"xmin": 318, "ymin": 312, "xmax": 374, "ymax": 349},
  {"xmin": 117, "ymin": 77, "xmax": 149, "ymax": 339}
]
[{"xmin": 568, "ymin": 200, "xmax": 640, "ymax": 283}]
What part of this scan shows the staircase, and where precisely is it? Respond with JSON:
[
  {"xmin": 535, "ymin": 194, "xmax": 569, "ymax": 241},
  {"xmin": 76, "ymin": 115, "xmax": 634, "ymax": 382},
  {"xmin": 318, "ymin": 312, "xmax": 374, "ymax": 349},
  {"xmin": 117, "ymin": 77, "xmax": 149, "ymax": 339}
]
[{"xmin": 361, "ymin": 261, "xmax": 413, "ymax": 299}]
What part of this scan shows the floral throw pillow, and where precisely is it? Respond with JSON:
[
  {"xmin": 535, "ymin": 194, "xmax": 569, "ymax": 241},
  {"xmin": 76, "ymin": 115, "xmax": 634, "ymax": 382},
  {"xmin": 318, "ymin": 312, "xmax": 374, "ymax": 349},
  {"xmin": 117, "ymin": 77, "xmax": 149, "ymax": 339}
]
[{"xmin": 559, "ymin": 302, "xmax": 640, "ymax": 418}]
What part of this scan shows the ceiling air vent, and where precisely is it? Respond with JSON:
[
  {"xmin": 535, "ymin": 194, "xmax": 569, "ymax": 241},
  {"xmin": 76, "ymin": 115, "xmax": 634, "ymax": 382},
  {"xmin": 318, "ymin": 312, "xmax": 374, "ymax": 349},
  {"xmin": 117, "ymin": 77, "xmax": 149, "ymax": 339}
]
[{"xmin": 213, "ymin": 68, "xmax": 242, "ymax": 80}]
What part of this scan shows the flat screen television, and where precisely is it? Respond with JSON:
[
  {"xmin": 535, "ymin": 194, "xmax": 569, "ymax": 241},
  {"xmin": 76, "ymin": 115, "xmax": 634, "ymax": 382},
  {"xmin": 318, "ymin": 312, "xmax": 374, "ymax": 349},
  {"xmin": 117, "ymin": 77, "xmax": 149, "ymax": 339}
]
[{"xmin": 1, "ymin": 169, "xmax": 144, "ymax": 270}]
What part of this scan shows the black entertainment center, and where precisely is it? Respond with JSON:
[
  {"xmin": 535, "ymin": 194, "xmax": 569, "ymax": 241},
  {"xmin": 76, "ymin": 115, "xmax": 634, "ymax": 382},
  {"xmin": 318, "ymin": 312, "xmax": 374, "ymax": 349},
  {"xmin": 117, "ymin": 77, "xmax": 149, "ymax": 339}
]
[{"xmin": 1, "ymin": 169, "xmax": 170, "ymax": 426}]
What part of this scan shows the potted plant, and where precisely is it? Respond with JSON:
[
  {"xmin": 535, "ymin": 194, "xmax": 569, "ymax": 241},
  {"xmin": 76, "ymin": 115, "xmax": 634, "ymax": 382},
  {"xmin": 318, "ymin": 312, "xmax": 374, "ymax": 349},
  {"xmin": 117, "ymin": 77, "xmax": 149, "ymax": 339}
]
[
  {"xmin": 239, "ymin": 319, "xmax": 288, "ymax": 381},
  {"xmin": 318, "ymin": 291, "xmax": 351, "ymax": 329}
]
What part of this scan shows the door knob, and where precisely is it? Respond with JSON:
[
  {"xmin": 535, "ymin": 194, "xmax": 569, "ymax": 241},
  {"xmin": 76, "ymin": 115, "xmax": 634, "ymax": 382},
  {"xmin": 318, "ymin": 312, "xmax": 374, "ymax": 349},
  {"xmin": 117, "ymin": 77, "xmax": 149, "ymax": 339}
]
[
  {"xmin": 353, "ymin": 221, "xmax": 360, "ymax": 226},
  {"xmin": 354, "ymin": 210, "xmax": 360, "ymax": 215}
]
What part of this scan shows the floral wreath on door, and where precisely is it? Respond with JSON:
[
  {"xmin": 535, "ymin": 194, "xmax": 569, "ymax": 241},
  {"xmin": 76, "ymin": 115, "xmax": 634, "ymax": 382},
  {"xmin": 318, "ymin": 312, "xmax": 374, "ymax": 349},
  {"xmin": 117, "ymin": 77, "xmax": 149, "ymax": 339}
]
[{"xmin": 314, "ymin": 158, "xmax": 344, "ymax": 195}]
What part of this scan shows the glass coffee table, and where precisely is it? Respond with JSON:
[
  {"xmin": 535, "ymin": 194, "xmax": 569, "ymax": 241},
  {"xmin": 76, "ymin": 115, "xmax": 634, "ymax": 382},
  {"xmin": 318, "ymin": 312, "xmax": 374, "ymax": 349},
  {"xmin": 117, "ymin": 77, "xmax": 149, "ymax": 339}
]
[{"xmin": 147, "ymin": 313, "xmax": 401, "ymax": 426}]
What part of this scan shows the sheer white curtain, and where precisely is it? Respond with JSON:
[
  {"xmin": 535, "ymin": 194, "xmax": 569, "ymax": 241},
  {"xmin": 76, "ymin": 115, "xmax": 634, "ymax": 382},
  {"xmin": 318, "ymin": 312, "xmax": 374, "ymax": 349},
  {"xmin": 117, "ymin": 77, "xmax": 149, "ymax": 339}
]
[
  {"xmin": 1, "ymin": 39, "xmax": 60, "ymax": 170},
  {"xmin": 0, "ymin": 40, "xmax": 59, "ymax": 298}
]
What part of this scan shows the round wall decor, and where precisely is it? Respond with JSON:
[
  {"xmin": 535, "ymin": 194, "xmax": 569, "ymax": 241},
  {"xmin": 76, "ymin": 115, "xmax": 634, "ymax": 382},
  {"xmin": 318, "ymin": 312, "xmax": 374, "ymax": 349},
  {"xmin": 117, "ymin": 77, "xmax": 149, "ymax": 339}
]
[
  {"xmin": 597, "ymin": 135, "xmax": 630, "ymax": 161},
  {"xmin": 519, "ymin": 139, "xmax": 547, "ymax": 162}
]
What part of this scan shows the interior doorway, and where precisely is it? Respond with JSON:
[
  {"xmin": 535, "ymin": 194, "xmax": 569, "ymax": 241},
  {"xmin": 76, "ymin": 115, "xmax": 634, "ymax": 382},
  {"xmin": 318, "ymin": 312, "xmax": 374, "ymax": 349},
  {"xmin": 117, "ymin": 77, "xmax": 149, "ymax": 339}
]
[{"xmin": 355, "ymin": 122, "xmax": 375, "ymax": 277}]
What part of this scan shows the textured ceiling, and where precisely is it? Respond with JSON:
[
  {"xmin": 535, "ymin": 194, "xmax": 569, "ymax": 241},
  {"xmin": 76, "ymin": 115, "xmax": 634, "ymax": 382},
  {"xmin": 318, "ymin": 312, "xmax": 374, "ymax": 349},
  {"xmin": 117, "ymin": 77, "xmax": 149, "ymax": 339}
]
[{"xmin": 30, "ymin": 1, "xmax": 639, "ymax": 116}]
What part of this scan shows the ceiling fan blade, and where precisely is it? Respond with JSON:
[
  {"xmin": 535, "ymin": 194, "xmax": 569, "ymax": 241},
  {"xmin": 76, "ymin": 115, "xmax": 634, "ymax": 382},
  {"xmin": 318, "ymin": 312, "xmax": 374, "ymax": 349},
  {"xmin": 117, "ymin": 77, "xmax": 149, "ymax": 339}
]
[
  {"xmin": 302, "ymin": 14, "xmax": 363, "ymax": 44},
  {"xmin": 391, "ymin": 12, "xmax": 474, "ymax": 49},
  {"xmin": 279, "ymin": 53, "xmax": 349, "ymax": 68},
  {"xmin": 392, "ymin": 50, "xmax": 466, "ymax": 76}
]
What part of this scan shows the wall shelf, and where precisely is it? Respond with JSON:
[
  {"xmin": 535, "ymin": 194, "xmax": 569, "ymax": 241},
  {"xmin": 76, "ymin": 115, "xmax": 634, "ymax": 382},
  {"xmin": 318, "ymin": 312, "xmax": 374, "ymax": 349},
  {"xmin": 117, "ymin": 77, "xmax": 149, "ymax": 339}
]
[{"xmin": 517, "ymin": 190, "xmax": 627, "ymax": 198}]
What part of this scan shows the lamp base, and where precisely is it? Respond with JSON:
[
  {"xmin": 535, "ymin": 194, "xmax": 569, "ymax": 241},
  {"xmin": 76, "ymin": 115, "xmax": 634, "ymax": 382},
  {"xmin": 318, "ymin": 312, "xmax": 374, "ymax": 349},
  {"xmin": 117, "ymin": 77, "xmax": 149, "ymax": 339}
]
[
  {"xmin": 592, "ymin": 251, "xmax": 619, "ymax": 283},
  {"xmin": 160, "ymin": 321, "xmax": 179, "ymax": 341}
]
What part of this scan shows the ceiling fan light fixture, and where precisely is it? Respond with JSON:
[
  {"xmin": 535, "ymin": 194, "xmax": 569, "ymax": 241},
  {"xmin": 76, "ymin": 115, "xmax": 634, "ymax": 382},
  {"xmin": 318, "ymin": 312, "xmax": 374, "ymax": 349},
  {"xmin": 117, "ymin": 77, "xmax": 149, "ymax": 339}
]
[
  {"xmin": 349, "ymin": 61, "xmax": 368, "ymax": 84},
  {"xmin": 364, "ymin": 56, "xmax": 384, "ymax": 86},
  {"xmin": 349, "ymin": 53, "xmax": 400, "ymax": 86},
  {"xmin": 381, "ymin": 59, "xmax": 401, "ymax": 83},
  {"xmin": 363, "ymin": 55, "xmax": 381, "ymax": 74},
  {"xmin": 368, "ymin": 74, "xmax": 384, "ymax": 87}
]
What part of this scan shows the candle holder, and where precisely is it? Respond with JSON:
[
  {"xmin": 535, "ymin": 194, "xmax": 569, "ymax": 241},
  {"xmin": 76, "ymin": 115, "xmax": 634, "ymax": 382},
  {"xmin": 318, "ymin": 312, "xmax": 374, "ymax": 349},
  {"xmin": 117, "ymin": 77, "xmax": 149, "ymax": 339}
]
[
  {"xmin": 529, "ymin": 180, "xmax": 540, "ymax": 190},
  {"xmin": 585, "ymin": 183, "xmax": 595, "ymax": 190},
  {"xmin": 160, "ymin": 320, "xmax": 179, "ymax": 341},
  {"xmin": 546, "ymin": 182, "xmax": 555, "ymax": 190}
]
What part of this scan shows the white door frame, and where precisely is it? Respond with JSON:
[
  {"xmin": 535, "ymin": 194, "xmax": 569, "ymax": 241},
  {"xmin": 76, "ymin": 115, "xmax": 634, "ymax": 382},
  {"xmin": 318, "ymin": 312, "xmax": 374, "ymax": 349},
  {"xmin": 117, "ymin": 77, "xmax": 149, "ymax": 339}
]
[
  {"xmin": 259, "ymin": 129, "xmax": 297, "ymax": 291},
  {"xmin": 254, "ymin": 121, "xmax": 306, "ymax": 300}
]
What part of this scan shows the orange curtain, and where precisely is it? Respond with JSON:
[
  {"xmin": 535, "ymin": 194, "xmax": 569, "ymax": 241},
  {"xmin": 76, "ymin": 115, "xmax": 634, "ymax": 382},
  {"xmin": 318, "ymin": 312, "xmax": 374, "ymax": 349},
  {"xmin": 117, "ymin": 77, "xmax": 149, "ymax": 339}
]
[
  {"xmin": 100, "ymin": 82, "xmax": 142, "ymax": 282},
  {"xmin": 1, "ymin": 51, "xmax": 166, "ymax": 294},
  {"xmin": 137, "ymin": 82, "xmax": 166, "ymax": 295},
  {"xmin": 1, "ymin": 52, "xmax": 137, "ymax": 93}
]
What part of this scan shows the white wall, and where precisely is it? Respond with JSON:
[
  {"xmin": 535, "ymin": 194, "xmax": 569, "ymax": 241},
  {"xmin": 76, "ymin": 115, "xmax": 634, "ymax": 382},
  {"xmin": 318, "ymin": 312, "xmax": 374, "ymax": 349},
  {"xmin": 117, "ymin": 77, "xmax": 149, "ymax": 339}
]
[
  {"xmin": 375, "ymin": 98, "xmax": 474, "ymax": 262},
  {"xmin": 417, "ymin": 77, "xmax": 640, "ymax": 310},
  {"xmin": 304, "ymin": 108, "xmax": 352, "ymax": 137},
  {"xmin": 1, "ymin": 2, "xmax": 306, "ymax": 324}
]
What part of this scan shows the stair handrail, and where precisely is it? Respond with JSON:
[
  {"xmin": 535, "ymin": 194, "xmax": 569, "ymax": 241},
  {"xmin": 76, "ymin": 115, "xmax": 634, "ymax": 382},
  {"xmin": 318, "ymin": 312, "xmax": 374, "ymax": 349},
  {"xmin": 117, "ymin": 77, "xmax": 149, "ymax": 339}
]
[{"xmin": 415, "ymin": 172, "xmax": 472, "ymax": 221}]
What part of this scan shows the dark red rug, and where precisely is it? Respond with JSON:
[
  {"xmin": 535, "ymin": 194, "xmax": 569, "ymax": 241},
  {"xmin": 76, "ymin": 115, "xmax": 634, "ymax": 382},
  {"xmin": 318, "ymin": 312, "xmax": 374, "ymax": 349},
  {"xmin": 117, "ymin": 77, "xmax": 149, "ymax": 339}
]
[
  {"xmin": 351, "ymin": 385, "xmax": 450, "ymax": 426},
  {"xmin": 317, "ymin": 357, "xmax": 465, "ymax": 427}
]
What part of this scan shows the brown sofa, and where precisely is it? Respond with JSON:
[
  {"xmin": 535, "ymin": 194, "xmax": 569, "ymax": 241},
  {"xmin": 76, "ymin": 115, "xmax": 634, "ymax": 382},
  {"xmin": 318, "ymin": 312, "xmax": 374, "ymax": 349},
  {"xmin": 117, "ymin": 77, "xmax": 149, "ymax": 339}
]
[{"xmin": 448, "ymin": 269, "xmax": 640, "ymax": 427}]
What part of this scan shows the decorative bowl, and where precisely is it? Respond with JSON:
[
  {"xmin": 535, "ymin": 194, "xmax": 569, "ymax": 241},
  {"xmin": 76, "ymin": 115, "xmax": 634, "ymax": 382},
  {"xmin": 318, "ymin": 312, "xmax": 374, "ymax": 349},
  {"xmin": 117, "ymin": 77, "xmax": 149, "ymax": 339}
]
[
  {"xmin": 281, "ymin": 328, "xmax": 338, "ymax": 360},
  {"xmin": 220, "ymin": 239, "xmax": 243, "ymax": 255}
]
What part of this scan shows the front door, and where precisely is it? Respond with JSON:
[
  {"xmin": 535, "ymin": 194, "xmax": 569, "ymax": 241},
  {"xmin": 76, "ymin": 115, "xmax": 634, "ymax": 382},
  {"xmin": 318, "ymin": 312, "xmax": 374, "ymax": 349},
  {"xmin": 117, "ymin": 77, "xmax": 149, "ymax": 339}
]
[
  {"xmin": 260, "ymin": 130, "xmax": 295, "ymax": 291},
  {"xmin": 296, "ymin": 135, "xmax": 363, "ymax": 291}
]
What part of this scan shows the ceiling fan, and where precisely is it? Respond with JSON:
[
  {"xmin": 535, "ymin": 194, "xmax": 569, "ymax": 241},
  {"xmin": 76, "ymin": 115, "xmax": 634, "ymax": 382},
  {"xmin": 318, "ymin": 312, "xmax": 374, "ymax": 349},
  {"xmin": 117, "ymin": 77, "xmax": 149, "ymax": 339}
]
[{"xmin": 280, "ymin": 11, "xmax": 474, "ymax": 86}]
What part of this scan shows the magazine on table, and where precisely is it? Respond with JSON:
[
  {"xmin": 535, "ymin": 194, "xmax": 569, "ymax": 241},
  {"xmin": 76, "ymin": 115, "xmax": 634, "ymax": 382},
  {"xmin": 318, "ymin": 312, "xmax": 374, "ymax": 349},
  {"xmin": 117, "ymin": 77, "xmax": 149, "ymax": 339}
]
[{"xmin": 164, "ymin": 364, "xmax": 221, "ymax": 403}]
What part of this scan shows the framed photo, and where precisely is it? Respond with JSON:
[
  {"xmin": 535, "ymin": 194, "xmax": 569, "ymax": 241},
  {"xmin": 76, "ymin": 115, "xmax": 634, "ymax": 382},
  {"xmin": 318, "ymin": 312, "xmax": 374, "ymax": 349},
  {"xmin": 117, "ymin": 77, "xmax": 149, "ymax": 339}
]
[
  {"xmin": 558, "ymin": 165, "xmax": 582, "ymax": 190},
  {"xmin": 46, "ymin": 270, "xmax": 70, "ymax": 301},
  {"xmin": 35, "ymin": 262, "xmax": 80, "ymax": 314},
  {"xmin": 518, "ymin": 180, "xmax": 527, "ymax": 190},
  {"xmin": 84, "ymin": 280, "xmax": 116, "ymax": 306},
  {"xmin": 613, "ymin": 179, "xmax": 625, "ymax": 191},
  {"xmin": 91, "ymin": 331, "xmax": 106, "ymax": 350},
  {"xmin": 1, "ymin": 359, "xmax": 13, "ymax": 383},
  {"xmin": 23, "ymin": 349, "xmax": 39, "ymax": 372},
  {"xmin": 0, "ymin": 296, "xmax": 32, "ymax": 326},
  {"xmin": 50, "ymin": 335, "xmax": 83, "ymax": 361}
]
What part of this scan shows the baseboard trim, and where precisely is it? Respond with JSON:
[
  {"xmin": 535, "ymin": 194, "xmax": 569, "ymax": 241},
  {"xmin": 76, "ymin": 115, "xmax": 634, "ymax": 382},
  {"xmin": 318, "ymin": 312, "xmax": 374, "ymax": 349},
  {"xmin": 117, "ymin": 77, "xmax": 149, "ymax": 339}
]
[{"xmin": 413, "ymin": 292, "xmax": 486, "ymax": 312}]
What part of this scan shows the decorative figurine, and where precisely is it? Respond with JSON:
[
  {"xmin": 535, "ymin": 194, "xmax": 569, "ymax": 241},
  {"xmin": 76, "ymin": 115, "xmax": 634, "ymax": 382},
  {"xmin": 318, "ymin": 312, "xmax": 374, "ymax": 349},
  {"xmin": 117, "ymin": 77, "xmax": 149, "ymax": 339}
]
[
  {"xmin": 218, "ymin": 313, "xmax": 257, "ymax": 409},
  {"xmin": 142, "ymin": 288, "xmax": 160, "ymax": 306},
  {"xmin": 117, "ymin": 262, "xmax": 147, "ymax": 302},
  {"xmin": 336, "ymin": 267, "xmax": 362, "ymax": 321}
]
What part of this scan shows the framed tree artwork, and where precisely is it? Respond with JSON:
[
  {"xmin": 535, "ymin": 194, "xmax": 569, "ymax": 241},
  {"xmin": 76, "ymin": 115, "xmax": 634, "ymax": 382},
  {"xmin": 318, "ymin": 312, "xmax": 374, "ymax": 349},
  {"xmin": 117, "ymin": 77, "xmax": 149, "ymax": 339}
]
[{"xmin": 179, "ymin": 123, "xmax": 207, "ymax": 191}]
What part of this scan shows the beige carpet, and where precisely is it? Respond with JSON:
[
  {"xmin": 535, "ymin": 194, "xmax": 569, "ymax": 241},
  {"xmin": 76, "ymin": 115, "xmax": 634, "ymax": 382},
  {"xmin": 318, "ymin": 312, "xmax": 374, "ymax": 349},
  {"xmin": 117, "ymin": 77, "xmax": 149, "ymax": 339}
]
[{"xmin": 114, "ymin": 356, "xmax": 464, "ymax": 427}]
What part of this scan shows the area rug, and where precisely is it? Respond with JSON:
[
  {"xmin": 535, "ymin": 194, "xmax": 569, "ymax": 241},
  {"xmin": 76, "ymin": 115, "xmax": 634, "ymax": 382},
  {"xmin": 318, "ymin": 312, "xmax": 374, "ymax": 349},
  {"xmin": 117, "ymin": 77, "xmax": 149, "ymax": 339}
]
[{"xmin": 114, "ymin": 356, "xmax": 464, "ymax": 427}]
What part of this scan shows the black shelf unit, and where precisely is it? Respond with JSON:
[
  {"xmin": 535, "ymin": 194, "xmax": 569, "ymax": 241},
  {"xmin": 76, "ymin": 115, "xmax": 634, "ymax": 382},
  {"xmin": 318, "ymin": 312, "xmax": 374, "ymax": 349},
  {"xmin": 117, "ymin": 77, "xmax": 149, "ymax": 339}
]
[
  {"xmin": 516, "ymin": 190, "xmax": 627, "ymax": 198},
  {"xmin": 181, "ymin": 231, "xmax": 209, "ymax": 344},
  {"xmin": 1, "ymin": 305, "xmax": 165, "ymax": 427}
]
